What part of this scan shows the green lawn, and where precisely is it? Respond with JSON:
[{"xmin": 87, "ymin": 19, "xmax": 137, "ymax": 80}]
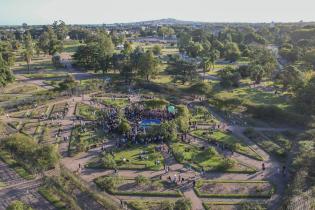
[
  {"xmin": 69, "ymin": 126, "xmax": 106, "ymax": 155},
  {"xmin": 102, "ymin": 98, "xmax": 129, "ymax": 108},
  {"xmin": 23, "ymin": 73, "xmax": 67, "ymax": 79},
  {"xmin": 244, "ymin": 130, "xmax": 290, "ymax": 160},
  {"xmin": 76, "ymin": 103, "xmax": 99, "ymax": 120},
  {"xmin": 213, "ymin": 85, "xmax": 290, "ymax": 110},
  {"xmin": 191, "ymin": 130, "xmax": 263, "ymax": 161},
  {"xmin": 88, "ymin": 144, "xmax": 164, "ymax": 171},
  {"xmin": 171, "ymin": 142, "xmax": 255, "ymax": 173}
]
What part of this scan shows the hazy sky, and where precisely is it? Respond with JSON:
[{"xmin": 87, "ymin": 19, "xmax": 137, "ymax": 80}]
[{"xmin": 0, "ymin": 0, "xmax": 314, "ymax": 25}]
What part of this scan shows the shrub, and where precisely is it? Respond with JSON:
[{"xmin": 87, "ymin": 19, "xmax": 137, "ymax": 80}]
[
  {"xmin": 151, "ymin": 181, "xmax": 163, "ymax": 190},
  {"xmin": 187, "ymin": 82, "xmax": 212, "ymax": 95},
  {"xmin": 174, "ymin": 199, "xmax": 192, "ymax": 210},
  {"xmin": 240, "ymin": 202, "xmax": 265, "ymax": 210},
  {"xmin": 160, "ymin": 200, "xmax": 175, "ymax": 210},
  {"xmin": 118, "ymin": 118, "xmax": 131, "ymax": 134},
  {"xmin": 95, "ymin": 175, "xmax": 123, "ymax": 191},
  {"xmin": 101, "ymin": 153, "xmax": 117, "ymax": 168},
  {"xmin": 135, "ymin": 175, "xmax": 150, "ymax": 186},
  {"xmin": 6, "ymin": 200, "xmax": 33, "ymax": 210}
]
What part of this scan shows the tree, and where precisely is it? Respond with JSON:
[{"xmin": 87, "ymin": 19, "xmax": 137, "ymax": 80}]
[
  {"xmin": 224, "ymin": 42, "xmax": 241, "ymax": 62},
  {"xmin": 173, "ymin": 60, "xmax": 197, "ymax": 84},
  {"xmin": 158, "ymin": 26, "xmax": 175, "ymax": 38},
  {"xmin": 96, "ymin": 33, "xmax": 114, "ymax": 78},
  {"xmin": 249, "ymin": 46, "xmax": 276, "ymax": 78},
  {"xmin": 249, "ymin": 65, "xmax": 264, "ymax": 84},
  {"xmin": 276, "ymin": 65, "xmax": 305, "ymax": 90},
  {"xmin": 58, "ymin": 74, "xmax": 78, "ymax": 95},
  {"xmin": 23, "ymin": 33, "xmax": 33, "ymax": 74},
  {"xmin": 218, "ymin": 66, "xmax": 241, "ymax": 87},
  {"xmin": 201, "ymin": 57, "xmax": 212, "ymax": 81},
  {"xmin": 295, "ymin": 76, "xmax": 315, "ymax": 115},
  {"xmin": 138, "ymin": 50, "xmax": 160, "ymax": 81},
  {"xmin": 38, "ymin": 27, "xmax": 63, "ymax": 55},
  {"xmin": 152, "ymin": 45, "xmax": 162, "ymax": 56},
  {"xmin": 0, "ymin": 54, "xmax": 14, "ymax": 87},
  {"xmin": 177, "ymin": 32, "xmax": 192, "ymax": 53},
  {"xmin": 187, "ymin": 41, "xmax": 203, "ymax": 58},
  {"xmin": 0, "ymin": 41, "xmax": 15, "ymax": 66},
  {"xmin": 101, "ymin": 153, "xmax": 117, "ymax": 168},
  {"xmin": 52, "ymin": 20, "xmax": 68, "ymax": 40}
]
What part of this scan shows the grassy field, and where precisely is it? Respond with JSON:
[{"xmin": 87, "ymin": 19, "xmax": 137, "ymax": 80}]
[
  {"xmin": 88, "ymin": 144, "xmax": 164, "ymax": 170},
  {"xmin": 190, "ymin": 130, "xmax": 263, "ymax": 161},
  {"xmin": 76, "ymin": 103, "xmax": 99, "ymax": 120},
  {"xmin": 213, "ymin": 85, "xmax": 290, "ymax": 110},
  {"xmin": 102, "ymin": 98, "xmax": 129, "ymax": 108}
]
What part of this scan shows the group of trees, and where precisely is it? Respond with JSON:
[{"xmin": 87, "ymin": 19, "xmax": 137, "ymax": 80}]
[{"xmin": 74, "ymin": 32, "xmax": 161, "ymax": 84}]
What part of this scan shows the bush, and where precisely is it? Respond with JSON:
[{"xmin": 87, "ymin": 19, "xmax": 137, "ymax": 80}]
[
  {"xmin": 174, "ymin": 199, "xmax": 192, "ymax": 210},
  {"xmin": 160, "ymin": 200, "xmax": 175, "ymax": 210},
  {"xmin": 186, "ymin": 82, "xmax": 212, "ymax": 95},
  {"xmin": 95, "ymin": 175, "xmax": 123, "ymax": 191},
  {"xmin": 135, "ymin": 175, "xmax": 150, "ymax": 186},
  {"xmin": 118, "ymin": 118, "xmax": 131, "ymax": 134},
  {"xmin": 6, "ymin": 200, "xmax": 33, "ymax": 210},
  {"xmin": 240, "ymin": 202, "xmax": 265, "ymax": 210},
  {"xmin": 101, "ymin": 153, "xmax": 117, "ymax": 168}
]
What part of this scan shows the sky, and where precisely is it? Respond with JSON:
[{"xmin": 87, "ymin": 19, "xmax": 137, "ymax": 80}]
[{"xmin": 0, "ymin": 0, "xmax": 314, "ymax": 25}]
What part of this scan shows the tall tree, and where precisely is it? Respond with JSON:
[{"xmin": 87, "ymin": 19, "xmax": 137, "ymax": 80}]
[
  {"xmin": 23, "ymin": 33, "xmax": 33, "ymax": 74},
  {"xmin": 201, "ymin": 57, "xmax": 211, "ymax": 81},
  {"xmin": 138, "ymin": 50, "xmax": 160, "ymax": 81},
  {"xmin": 52, "ymin": 20, "xmax": 68, "ymax": 41},
  {"xmin": 0, "ymin": 53, "xmax": 14, "ymax": 87},
  {"xmin": 38, "ymin": 27, "xmax": 63, "ymax": 55}
]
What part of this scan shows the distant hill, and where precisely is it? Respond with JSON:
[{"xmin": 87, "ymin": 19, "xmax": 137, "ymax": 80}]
[{"xmin": 107, "ymin": 18, "xmax": 205, "ymax": 26}]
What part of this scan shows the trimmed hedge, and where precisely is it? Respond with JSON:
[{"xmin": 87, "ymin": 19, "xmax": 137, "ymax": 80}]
[{"xmin": 108, "ymin": 190, "xmax": 182, "ymax": 197}]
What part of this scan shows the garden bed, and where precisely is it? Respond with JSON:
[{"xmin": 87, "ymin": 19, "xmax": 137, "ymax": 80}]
[
  {"xmin": 195, "ymin": 180, "xmax": 274, "ymax": 198},
  {"xmin": 87, "ymin": 144, "xmax": 164, "ymax": 171},
  {"xmin": 171, "ymin": 142, "xmax": 256, "ymax": 173},
  {"xmin": 127, "ymin": 200, "xmax": 177, "ymax": 210},
  {"xmin": 94, "ymin": 175, "xmax": 181, "ymax": 197},
  {"xmin": 203, "ymin": 201, "xmax": 266, "ymax": 210},
  {"xmin": 190, "ymin": 130, "xmax": 263, "ymax": 161}
]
